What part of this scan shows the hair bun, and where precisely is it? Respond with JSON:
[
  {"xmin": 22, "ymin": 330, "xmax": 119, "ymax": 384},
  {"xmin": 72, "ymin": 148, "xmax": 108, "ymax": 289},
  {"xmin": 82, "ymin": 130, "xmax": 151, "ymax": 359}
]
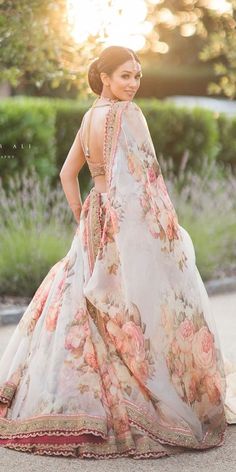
[
  {"xmin": 90, "ymin": 58, "xmax": 99, "ymax": 72},
  {"xmin": 88, "ymin": 58, "xmax": 103, "ymax": 95}
]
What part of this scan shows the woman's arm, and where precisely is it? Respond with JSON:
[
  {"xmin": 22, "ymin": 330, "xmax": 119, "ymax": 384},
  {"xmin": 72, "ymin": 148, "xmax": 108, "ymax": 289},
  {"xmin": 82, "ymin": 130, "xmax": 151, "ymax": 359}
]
[{"xmin": 59, "ymin": 128, "xmax": 86, "ymax": 224}]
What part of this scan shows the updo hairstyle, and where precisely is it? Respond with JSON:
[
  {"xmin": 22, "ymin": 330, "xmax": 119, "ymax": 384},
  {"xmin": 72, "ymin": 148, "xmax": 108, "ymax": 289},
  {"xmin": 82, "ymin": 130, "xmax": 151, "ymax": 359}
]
[{"xmin": 88, "ymin": 45, "xmax": 140, "ymax": 95}]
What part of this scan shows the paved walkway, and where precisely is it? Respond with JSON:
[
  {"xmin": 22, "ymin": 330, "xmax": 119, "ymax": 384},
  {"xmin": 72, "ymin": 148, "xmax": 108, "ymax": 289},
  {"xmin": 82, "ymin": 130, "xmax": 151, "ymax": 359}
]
[
  {"xmin": 164, "ymin": 95, "xmax": 236, "ymax": 117},
  {"xmin": 0, "ymin": 291, "xmax": 235, "ymax": 472}
]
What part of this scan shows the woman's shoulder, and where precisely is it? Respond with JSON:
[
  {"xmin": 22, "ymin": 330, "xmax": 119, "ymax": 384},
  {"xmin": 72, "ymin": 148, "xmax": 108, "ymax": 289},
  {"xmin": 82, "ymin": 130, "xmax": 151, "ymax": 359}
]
[
  {"xmin": 110, "ymin": 100, "xmax": 143, "ymax": 122},
  {"xmin": 112, "ymin": 100, "xmax": 141, "ymax": 112},
  {"xmin": 82, "ymin": 100, "xmax": 141, "ymax": 119}
]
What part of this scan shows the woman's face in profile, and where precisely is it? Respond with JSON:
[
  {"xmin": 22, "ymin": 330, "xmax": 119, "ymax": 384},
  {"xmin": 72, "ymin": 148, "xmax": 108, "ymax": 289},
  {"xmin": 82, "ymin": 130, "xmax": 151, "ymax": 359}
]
[{"xmin": 105, "ymin": 59, "xmax": 142, "ymax": 101}]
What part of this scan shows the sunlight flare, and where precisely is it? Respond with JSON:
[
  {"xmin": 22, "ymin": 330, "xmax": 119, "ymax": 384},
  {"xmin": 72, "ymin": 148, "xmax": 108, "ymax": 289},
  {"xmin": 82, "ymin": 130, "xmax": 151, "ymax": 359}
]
[
  {"xmin": 202, "ymin": 0, "xmax": 233, "ymax": 14},
  {"xmin": 67, "ymin": 0, "xmax": 151, "ymax": 51}
]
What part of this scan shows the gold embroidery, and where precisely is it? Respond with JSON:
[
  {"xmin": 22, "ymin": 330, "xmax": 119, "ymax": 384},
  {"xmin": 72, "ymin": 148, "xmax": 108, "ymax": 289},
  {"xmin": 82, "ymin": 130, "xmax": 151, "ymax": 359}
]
[
  {"xmin": 0, "ymin": 382, "xmax": 17, "ymax": 405},
  {"xmin": 85, "ymin": 187, "xmax": 107, "ymax": 338},
  {"xmin": 104, "ymin": 101, "xmax": 128, "ymax": 190},
  {"xmin": 87, "ymin": 161, "xmax": 106, "ymax": 179},
  {"xmin": 0, "ymin": 401, "xmax": 226, "ymax": 458}
]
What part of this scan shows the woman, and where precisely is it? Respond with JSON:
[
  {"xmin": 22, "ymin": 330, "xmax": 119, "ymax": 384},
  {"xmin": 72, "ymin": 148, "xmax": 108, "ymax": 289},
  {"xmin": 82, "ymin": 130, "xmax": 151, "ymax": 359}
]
[{"xmin": 0, "ymin": 45, "xmax": 235, "ymax": 460}]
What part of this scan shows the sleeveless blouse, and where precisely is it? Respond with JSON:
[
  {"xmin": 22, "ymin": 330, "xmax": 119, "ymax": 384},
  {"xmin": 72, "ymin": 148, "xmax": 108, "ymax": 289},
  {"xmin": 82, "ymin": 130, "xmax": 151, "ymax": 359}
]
[{"xmin": 79, "ymin": 105, "xmax": 109, "ymax": 179}]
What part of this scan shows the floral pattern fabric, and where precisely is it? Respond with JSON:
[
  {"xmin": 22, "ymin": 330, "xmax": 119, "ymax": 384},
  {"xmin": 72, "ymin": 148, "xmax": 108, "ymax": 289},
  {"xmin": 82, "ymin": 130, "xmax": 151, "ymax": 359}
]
[{"xmin": 0, "ymin": 100, "xmax": 235, "ymax": 459}]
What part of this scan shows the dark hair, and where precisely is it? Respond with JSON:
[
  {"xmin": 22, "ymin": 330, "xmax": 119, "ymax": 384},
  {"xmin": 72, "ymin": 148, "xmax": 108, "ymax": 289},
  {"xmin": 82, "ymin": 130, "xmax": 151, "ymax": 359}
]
[{"xmin": 88, "ymin": 45, "xmax": 141, "ymax": 95}]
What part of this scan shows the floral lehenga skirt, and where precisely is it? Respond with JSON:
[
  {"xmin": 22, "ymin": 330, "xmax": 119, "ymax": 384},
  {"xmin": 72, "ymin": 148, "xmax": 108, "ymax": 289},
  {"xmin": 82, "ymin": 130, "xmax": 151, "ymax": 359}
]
[{"xmin": 0, "ymin": 186, "xmax": 231, "ymax": 459}]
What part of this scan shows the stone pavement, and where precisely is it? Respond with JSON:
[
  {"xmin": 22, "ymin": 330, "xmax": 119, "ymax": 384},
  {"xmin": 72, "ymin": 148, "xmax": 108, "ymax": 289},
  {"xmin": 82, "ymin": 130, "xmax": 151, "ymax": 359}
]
[
  {"xmin": 0, "ymin": 291, "xmax": 235, "ymax": 472},
  {"xmin": 0, "ymin": 428, "xmax": 235, "ymax": 472}
]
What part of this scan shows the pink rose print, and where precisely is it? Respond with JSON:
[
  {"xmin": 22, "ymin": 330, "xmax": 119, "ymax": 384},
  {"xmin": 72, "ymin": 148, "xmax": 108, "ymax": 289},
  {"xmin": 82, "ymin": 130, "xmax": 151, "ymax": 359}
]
[
  {"xmin": 146, "ymin": 208, "xmax": 161, "ymax": 238},
  {"xmin": 106, "ymin": 319, "xmax": 150, "ymax": 383},
  {"xmin": 127, "ymin": 153, "xmax": 143, "ymax": 180},
  {"xmin": 176, "ymin": 319, "xmax": 195, "ymax": 353},
  {"xmin": 45, "ymin": 274, "xmax": 66, "ymax": 331},
  {"xmin": 65, "ymin": 325, "xmax": 85, "ymax": 351},
  {"xmin": 123, "ymin": 321, "xmax": 146, "ymax": 363},
  {"xmin": 75, "ymin": 307, "xmax": 87, "ymax": 322},
  {"xmin": 213, "ymin": 369, "xmax": 225, "ymax": 395},
  {"xmin": 172, "ymin": 372, "xmax": 185, "ymax": 398},
  {"xmin": 204, "ymin": 372, "xmax": 221, "ymax": 404},
  {"xmin": 84, "ymin": 338, "xmax": 98, "ymax": 370},
  {"xmin": 140, "ymin": 193, "xmax": 150, "ymax": 213},
  {"xmin": 171, "ymin": 338, "xmax": 181, "ymax": 356},
  {"xmin": 174, "ymin": 358, "xmax": 185, "ymax": 377},
  {"xmin": 183, "ymin": 371, "xmax": 199, "ymax": 403},
  {"xmin": 45, "ymin": 303, "xmax": 60, "ymax": 332},
  {"xmin": 192, "ymin": 326, "xmax": 215, "ymax": 370},
  {"xmin": 157, "ymin": 174, "xmax": 169, "ymax": 197},
  {"xmin": 130, "ymin": 357, "xmax": 150, "ymax": 383},
  {"xmin": 147, "ymin": 167, "xmax": 157, "ymax": 183},
  {"xmin": 106, "ymin": 320, "xmax": 124, "ymax": 351},
  {"xmin": 166, "ymin": 212, "xmax": 179, "ymax": 240}
]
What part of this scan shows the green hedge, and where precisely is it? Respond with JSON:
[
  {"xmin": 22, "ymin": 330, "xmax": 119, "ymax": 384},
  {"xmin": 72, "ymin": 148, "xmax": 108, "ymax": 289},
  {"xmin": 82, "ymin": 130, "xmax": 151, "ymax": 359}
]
[
  {"xmin": 0, "ymin": 96, "xmax": 235, "ymax": 193},
  {"xmin": 138, "ymin": 98, "xmax": 220, "ymax": 173},
  {"xmin": 51, "ymin": 98, "xmax": 92, "ymax": 195},
  {"xmin": 0, "ymin": 97, "xmax": 56, "ymax": 187}
]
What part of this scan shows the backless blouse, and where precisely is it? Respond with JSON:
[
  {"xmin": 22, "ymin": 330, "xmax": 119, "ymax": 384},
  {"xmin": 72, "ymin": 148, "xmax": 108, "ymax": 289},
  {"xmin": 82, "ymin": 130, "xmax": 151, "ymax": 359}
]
[{"xmin": 79, "ymin": 104, "xmax": 110, "ymax": 179}]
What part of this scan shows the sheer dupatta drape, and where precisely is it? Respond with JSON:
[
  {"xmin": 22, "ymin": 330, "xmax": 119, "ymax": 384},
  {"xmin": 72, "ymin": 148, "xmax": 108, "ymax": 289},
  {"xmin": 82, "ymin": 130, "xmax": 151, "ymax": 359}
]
[{"xmin": 83, "ymin": 100, "xmax": 228, "ymax": 446}]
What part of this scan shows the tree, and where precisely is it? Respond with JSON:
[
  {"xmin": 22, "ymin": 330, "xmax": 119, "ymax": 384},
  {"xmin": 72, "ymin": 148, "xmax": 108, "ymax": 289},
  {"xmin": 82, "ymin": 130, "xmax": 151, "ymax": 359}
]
[
  {"xmin": 199, "ymin": 2, "xmax": 236, "ymax": 99},
  {"xmin": 0, "ymin": 0, "xmax": 100, "ymax": 94},
  {"xmin": 145, "ymin": 0, "xmax": 236, "ymax": 98}
]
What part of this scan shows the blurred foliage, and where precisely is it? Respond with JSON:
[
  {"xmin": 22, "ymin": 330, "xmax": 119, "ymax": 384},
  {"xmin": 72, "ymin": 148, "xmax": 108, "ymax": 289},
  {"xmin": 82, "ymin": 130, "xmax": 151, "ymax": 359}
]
[
  {"xmin": 136, "ymin": 63, "xmax": 217, "ymax": 98},
  {"xmin": 138, "ymin": 97, "xmax": 220, "ymax": 174},
  {"xmin": 0, "ymin": 166, "xmax": 75, "ymax": 296},
  {"xmin": 0, "ymin": 154, "xmax": 235, "ymax": 295},
  {"xmin": 0, "ymin": 97, "xmax": 56, "ymax": 184},
  {"xmin": 0, "ymin": 96, "xmax": 95, "ymax": 198},
  {"xmin": 145, "ymin": 0, "xmax": 236, "ymax": 99},
  {"xmin": 199, "ymin": 3, "xmax": 236, "ymax": 99},
  {"xmin": 1, "ymin": 0, "xmax": 236, "ymax": 99},
  {"xmin": 1, "ymin": 97, "xmax": 236, "ymax": 198},
  {"xmin": 0, "ymin": 0, "xmax": 100, "ymax": 95},
  {"xmin": 216, "ymin": 113, "xmax": 236, "ymax": 166}
]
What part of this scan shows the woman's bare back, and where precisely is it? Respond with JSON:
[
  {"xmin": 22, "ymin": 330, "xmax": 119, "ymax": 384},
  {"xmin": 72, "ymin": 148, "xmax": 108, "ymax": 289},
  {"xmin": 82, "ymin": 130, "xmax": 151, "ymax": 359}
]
[{"xmin": 80, "ymin": 105, "xmax": 111, "ymax": 193}]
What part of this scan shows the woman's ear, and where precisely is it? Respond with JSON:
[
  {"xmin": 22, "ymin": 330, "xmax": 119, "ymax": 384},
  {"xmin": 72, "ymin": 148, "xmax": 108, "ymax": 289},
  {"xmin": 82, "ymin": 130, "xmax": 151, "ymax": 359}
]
[{"xmin": 100, "ymin": 72, "xmax": 110, "ymax": 87}]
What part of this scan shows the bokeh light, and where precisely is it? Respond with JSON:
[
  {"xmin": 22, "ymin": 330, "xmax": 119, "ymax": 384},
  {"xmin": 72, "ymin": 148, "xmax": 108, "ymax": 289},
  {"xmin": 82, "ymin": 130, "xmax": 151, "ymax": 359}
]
[{"xmin": 67, "ymin": 0, "xmax": 152, "ymax": 51}]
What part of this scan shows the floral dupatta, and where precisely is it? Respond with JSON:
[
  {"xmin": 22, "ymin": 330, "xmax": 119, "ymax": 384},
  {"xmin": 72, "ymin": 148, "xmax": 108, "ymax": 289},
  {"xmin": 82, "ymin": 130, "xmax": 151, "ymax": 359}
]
[{"xmin": 83, "ymin": 100, "xmax": 227, "ymax": 445}]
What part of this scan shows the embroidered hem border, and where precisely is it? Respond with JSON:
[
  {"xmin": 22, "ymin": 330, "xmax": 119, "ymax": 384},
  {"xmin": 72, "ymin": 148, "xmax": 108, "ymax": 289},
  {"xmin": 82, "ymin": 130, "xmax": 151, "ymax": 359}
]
[{"xmin": 0, "ymin": 399, "xmax": 226, "ymax": 458}]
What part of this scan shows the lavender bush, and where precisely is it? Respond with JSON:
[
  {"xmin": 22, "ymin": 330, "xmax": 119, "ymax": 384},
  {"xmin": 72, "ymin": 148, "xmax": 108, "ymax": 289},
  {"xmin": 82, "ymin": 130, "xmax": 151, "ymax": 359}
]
[
  {"xmin": 0, "ymin": 167, "xmax": 78, "ymax": 296},
  {"xmin": 0, "ymin": 160, "xmax": 235, "ymax": 297},
  {"xmin": 160, "ymin": 153, "xmax": 236, "ymax": 280}
]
